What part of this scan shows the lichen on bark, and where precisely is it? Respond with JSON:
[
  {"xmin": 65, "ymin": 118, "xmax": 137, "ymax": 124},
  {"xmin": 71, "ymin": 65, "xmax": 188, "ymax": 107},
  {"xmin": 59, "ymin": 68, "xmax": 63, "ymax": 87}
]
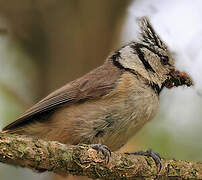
[{"xmin": 0, "ymin": 132, "xmax": 201, "ymax": 179}]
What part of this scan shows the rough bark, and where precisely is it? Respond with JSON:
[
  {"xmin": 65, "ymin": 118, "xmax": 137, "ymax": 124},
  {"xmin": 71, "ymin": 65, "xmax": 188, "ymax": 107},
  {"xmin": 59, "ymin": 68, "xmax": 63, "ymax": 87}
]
[{"xmin": 0, "ymin": 133, "xmax": 201, "ymax": 179}]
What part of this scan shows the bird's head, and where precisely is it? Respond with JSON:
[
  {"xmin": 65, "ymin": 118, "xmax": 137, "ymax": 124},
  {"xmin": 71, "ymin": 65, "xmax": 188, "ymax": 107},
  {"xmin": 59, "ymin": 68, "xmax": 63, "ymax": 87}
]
[{"xmin": 111, "ymin": 17, "xmax": 193, "ymax": 94}]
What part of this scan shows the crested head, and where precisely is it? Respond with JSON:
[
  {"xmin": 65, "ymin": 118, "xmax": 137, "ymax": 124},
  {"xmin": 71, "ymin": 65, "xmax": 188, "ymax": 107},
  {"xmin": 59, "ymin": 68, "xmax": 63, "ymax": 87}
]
[
  {"xmin": 110, "ymin": 16, "xmax": 193, "ymax": 94},
  {"xmin": 138, "ymin": 16, "xmax": 167, "ymax": 51}
]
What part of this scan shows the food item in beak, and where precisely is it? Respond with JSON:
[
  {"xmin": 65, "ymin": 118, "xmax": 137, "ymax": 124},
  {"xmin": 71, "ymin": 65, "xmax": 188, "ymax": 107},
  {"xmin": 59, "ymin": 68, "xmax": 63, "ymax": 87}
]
[{"xmin": 165, "ymin": 69, "xmax": 193, "ymax": 89}]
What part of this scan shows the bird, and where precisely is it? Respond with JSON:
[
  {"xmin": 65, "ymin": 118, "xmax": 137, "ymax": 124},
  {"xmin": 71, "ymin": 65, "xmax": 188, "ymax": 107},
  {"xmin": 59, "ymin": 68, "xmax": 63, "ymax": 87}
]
[{"xmin": 2, "ymin": 17, "xmax": 193, "ymax": 166}]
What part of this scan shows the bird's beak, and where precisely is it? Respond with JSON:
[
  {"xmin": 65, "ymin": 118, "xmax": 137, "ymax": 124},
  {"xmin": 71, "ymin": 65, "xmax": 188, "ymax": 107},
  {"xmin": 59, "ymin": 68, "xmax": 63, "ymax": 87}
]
[{"xmin": 164, "ymin": 69, "xmax": 193, "ymax": 89}]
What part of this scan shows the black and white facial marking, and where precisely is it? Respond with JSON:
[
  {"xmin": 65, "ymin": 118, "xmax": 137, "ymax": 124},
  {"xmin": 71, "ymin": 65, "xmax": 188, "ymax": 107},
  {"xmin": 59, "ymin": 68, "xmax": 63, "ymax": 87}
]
[
  {"xmin": 111, "ymin": 49, "xmax": 138, "ymax": 76},
  {"xmin": 110, "ymin": 44, "xmax": 168, "ymax": 94},
  {"xmin": 110, "ymin": 17, "xmax": 175, "ymax": 94},
  {"xmin": 132, "ymin": 44, "xmax": 156, "ymax": 73}
]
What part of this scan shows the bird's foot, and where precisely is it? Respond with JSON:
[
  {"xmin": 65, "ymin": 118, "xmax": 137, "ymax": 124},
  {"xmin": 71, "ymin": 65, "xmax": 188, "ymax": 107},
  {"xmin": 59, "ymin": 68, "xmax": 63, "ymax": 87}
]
[
  {"xmin": 90, "ymin": 144, "xmax": 111, "ymax": 163},
  {"xmin": 125, "ymin": 148, "xmax": 162, "ymax": 171}
]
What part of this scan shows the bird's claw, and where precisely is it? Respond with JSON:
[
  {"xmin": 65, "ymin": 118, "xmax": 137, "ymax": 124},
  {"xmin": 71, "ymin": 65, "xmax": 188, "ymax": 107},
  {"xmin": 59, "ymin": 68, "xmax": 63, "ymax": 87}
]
[
  {"xmin": 90, "ymin": 144, "xmax": 111, "ymax": 163},
  {"xmin": 125, "ymin": 148, "xmax": 162, "ymax": 171}
]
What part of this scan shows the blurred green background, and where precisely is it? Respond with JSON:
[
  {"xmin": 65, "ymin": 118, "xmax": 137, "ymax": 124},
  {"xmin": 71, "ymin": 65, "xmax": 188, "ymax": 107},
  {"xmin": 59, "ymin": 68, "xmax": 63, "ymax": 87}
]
[{"xmin": 0, "ymin": 0, "xmax": 202, "ymax": 180}]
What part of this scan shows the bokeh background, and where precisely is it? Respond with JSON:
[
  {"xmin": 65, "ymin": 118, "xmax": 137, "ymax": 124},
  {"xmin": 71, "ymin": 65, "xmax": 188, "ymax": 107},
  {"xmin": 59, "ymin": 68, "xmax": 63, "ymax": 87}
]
[{"xmin": 0, "ymin": 0, "xmax": 202, "ymax": 180}]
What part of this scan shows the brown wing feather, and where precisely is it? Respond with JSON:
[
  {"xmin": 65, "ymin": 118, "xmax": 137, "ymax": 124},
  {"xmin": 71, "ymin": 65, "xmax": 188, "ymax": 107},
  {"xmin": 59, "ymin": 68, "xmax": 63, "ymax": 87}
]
[{"xmin": 3, "ymin": 60, "xmax": 122, "ymax": 131}]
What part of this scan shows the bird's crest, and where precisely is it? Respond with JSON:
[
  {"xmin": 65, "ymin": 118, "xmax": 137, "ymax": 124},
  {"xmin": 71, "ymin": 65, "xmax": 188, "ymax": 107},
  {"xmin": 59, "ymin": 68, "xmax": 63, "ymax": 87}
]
[{"xmin": 138, "ymin": 17, "xmax": 167, "ymax": 50}]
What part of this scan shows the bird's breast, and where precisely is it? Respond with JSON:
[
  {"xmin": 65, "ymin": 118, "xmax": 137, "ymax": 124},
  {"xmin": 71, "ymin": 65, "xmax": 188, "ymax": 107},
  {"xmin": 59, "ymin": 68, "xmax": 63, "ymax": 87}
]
[{"xmin": 93, "ymin": 72, "xmax": 160, "ymax": 150}]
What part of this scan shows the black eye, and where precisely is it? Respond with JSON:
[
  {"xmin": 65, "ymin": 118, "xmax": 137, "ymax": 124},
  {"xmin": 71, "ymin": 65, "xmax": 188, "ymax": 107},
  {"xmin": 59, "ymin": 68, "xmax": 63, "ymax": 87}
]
[{"xmin": 160, "ymin": 56, "xmax": 169, "ymax": 65}]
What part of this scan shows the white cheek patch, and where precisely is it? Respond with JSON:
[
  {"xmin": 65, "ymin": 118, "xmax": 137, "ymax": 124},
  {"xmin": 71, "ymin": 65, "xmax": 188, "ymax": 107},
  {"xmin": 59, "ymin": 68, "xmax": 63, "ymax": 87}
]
[
  {"xmin": 144, "ymin": 50, "xmax": 161, "ymax": 69},
  {"xmin": 118, "ymin": 46, "xmax": 151, "ymax": 80}
]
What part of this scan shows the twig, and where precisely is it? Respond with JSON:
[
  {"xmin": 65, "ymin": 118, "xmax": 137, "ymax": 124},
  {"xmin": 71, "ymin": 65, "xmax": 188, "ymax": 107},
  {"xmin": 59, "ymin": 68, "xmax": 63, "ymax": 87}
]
[{"xmin": 0, "ymin": 133, "xmax": 201, "ymax": 179}]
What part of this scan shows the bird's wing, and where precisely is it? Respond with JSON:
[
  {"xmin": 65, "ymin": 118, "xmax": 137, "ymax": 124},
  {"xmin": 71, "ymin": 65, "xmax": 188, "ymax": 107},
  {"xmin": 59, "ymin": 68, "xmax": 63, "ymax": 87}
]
[{"xmin": 3, "ymin": 61, "xmax": 122, "ymax": 131}]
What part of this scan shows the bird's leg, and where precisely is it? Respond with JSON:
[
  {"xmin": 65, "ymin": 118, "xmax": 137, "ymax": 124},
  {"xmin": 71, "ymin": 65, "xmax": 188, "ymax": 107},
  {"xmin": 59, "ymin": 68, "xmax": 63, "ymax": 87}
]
[
  {"xmin": 125, "ymin": 148, "xmax": 162, "ymax": 171},
  {"xmin": 90, "ymin": 144, "xmax": 111, "ymax": 163}
]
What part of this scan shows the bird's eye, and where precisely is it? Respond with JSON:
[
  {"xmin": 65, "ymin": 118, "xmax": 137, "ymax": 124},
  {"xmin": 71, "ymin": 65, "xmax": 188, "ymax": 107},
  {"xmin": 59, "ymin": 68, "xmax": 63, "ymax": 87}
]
[{"xmin": 160, "ymin": 56, "xmax": 169, "ymax": 65}]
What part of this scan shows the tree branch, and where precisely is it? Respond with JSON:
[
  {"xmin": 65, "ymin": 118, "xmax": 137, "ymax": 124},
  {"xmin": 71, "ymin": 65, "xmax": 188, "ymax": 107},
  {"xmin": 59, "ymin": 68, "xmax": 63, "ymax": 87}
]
[{"xmin": 0, "ymin": 133, "xmax": 201, "ymax": 179}]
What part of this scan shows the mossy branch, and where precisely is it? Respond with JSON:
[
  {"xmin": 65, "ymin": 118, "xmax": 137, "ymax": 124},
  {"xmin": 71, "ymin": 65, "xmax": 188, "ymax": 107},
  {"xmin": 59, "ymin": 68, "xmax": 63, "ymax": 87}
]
[{"xmin": 0, "ymin": 132, "xmax": 201, "ymax": 179}]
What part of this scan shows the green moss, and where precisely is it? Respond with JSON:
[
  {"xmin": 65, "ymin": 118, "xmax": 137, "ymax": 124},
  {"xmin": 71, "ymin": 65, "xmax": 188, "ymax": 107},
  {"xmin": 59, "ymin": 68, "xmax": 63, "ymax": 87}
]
[
  {"xmin": 17, "ymin": 144, "xmax": 26, "ymax": 154},
  {"xmin": 35, "ymin": 156, "xmax": 41, "ymax": 161},
  {"xmin": 190, "ymin": 167, "xmax": 198, "ymax": 178},
  {"xmin": 34, "ymin": 141, "xmax": 42, "ymax": 148},
  {"xmin": 167, "ymin": 161, "xmax": 180, "ymax": 177},
  {"xmin": 61, "ymin": 151, "xmax": 72, "ymax": 162}
]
